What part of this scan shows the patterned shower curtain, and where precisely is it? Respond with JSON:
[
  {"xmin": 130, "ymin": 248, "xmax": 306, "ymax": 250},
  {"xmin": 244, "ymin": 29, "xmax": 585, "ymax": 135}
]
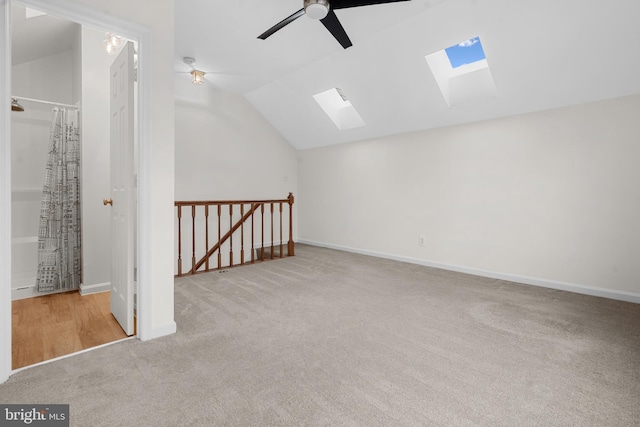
[{"xmin": 36, "ymin": 107, "xmax": 82, "ymax": 292}]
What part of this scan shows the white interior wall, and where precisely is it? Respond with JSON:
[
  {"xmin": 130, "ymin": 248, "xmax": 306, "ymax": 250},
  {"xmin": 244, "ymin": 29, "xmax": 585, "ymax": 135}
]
[
  {"xmin": 298, "ymin": 94, "xmax": 640, "ymax": 301},
  {"xmin": 174, "ymin": 77, "xmax": 298, "ymax": 273},
  {"xmin": 79, "ymin": 25, "xmax": 112, "ymax": 294},
  {"xmin": 10, "ymin": 50, "xmax": 75, "ymax": 299},
  {"xmin": 174, "ymin": 78, "xmax": 297, "ymax": 201}
]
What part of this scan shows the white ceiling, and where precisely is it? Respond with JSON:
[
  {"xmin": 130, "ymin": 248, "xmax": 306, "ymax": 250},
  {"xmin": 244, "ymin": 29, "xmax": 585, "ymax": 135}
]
[
  {"xmin": 176, "ymin": 0, "xmax": 640, "ymax": 150},
  {"xmin": 9, "ymin": 2, "xmax": 639, "ymax": 150},
  {"xmin": 11, "ymin": 6, "xmax": 78, "ymax": 66}
]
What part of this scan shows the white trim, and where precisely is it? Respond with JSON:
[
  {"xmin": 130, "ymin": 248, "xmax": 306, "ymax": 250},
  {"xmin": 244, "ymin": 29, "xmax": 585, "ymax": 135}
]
[
  {"xmin": 135, "ymin": 26, "xmax": 153, "ymax": 341},
  {"xmin": 1, "ymin": 0, "xmax": 157, "ymax": 384},
  {"xmin": 298, "ymin": 239, "xmax": 640, "ymax": 304},
  {"xmin": 147, "ymin": 321, "xmax": 177, "ymax": 340},
  {"xmin": 11, "ymin": 285, "xmax": 78, "ymax": 301},
  {"xmin": 11, "ymin": 336, "xmax": 136, "ymax": 375},
  {"xmin": 0, "ymin": 0, "xmax": 12, "ymax": 385},
  {"xmin": 79, "ymin": 282, "xmax": 111, "ymax": 296}
]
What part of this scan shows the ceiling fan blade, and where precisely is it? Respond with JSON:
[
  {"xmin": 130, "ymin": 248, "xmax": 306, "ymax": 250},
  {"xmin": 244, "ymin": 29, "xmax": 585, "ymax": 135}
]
[
  {"xmin": 258, "ymin": 8, "xmax": 305, "ymax": 40},
  {"xmin": 332, "ymin": 0, "xmax": 411, "ymax": 10},
  {"xmin": 320, "ymin": 9, "xmax": 352, "ymax": 49}
]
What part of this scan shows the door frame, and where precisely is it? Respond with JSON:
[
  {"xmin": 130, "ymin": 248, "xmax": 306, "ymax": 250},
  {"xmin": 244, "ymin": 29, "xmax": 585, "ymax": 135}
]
[{"xmin": 0, "ymin": 0, "xmax": 154, "ymax": 383}]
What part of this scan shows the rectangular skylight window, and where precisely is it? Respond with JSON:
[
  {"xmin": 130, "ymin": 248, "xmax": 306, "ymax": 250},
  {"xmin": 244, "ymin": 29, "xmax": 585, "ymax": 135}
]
[
  {"xmin": 445, "ymin": 37, "xmax": 486, "ymax": 68},
  {"xmin": 25, "ymin": 8, "xmax": 47, "ymax": 19},
  {"xmin": 313, "ymin": 88, "xmax": 365, "ymax": 130},
  {"xmin": 425, "ymin": 36, "xmax": 497, "ymax": 107}
]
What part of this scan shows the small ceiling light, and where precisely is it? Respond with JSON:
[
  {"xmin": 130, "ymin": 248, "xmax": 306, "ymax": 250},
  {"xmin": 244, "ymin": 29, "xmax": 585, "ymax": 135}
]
[
  {"xmin": 104, "ymin": 32, "xmax": 124, "ymax": 55},
  {"xmin": 11, "ymin": 98, "xmax": 24, "ymax": 112},
  {"xmin": 304, "ymin": 0, "xmax": 330, "ymax": 20},
  {"xmin": 191, "ymin": 69, "xmax": 205, "ymax": 85},
  {"xmin": 183, "ymin": 57, "xmax": 207, "ymax": 85}
]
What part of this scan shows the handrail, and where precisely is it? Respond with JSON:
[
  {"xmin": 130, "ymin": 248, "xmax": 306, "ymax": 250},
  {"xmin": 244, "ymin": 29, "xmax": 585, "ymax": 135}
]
[
  {"xmin": 175, "ymin": 193, "xmax": 294, "ymax": 277},
  {"xmin": 175, "ymin": 197, "xmax": 291, "ymax": 207}
]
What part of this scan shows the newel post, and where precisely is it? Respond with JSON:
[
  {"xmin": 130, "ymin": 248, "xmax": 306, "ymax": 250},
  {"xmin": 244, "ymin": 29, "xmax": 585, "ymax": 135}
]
[{"xmin": 287, "ymin": 192, "xmax": 295, "ymax": 256}]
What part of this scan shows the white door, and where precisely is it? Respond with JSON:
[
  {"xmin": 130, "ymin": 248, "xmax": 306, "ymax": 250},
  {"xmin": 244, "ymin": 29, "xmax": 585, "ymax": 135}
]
[{"xmin": 109, "ymin": 41, "xmax": 135, "ymax": 335}]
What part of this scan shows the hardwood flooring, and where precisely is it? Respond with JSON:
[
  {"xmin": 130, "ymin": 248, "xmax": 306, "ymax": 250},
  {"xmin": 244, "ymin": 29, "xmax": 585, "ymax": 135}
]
[{"xmin": 12, "ymin": 291, "xmax": 129, "ymax": 369}]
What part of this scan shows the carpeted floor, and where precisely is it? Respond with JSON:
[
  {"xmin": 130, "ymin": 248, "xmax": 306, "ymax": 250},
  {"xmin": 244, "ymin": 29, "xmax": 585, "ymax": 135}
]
[{"xmin": 1, "ymin": 244, "xmax": 639, "ymax": 426}]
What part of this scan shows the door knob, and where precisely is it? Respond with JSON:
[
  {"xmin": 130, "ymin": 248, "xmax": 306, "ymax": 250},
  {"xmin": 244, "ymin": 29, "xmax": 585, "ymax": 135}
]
[{"xmin": 103, "ymin": 198, "xmax": 113, "ymax": 206}]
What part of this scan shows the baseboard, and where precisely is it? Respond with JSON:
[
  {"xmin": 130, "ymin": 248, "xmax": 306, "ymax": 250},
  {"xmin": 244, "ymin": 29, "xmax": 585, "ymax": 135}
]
[
  {"xmin": 142, "ymin": 321, "xmax": 177, "ymax": 341},
  {"xmin": 298, "ymin": 239, "xmax": 640, "ymax": 304},
  {"xmin": 11, "ymin": 284, "xmax": 79, "ymax": 300},
  {"xmin": 79, "ymin": 282, "xmax": 110, "ymax": 296}
]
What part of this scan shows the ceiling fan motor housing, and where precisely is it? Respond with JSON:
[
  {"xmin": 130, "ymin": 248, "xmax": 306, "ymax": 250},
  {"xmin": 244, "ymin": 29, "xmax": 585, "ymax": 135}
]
[{"xmin": 304, "ymin": 0, "xmax": 330, "ymax": 20}]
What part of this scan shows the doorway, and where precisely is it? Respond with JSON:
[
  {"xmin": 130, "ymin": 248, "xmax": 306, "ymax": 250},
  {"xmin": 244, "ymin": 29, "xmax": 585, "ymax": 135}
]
[
  {"xmin": 0, "ymin": 0, "xmax": 150, "ymax": 374},
  {"xmin": 11, "ymin": 6, "xmax": 135, "ymax": 369}
]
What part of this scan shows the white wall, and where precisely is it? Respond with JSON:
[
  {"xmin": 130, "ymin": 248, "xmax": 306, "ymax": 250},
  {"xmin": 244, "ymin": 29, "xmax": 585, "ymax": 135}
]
[
  {"xmin": 175, "ymin": 78, "xmax": 297, "ymax": 201},
  {"xmin": 299, "ymin": 94, "xmax": 640, "ymax": 300},
  {"xmin": 79, "ymin": 26, "xmax": 112, "ymax": 293},
  {"xmin": 11, "ymin": 50, "xmax": 75, "ymax": 298}
]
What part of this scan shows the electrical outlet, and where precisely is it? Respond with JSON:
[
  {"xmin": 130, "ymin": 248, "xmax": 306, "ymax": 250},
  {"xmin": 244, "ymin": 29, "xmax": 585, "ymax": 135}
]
[{"xmin": 418, "ymin": 236, "xmax": 425, "ymax": 247}]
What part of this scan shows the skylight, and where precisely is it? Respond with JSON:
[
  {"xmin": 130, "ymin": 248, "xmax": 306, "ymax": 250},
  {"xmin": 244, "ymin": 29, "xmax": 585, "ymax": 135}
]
[
  {"xmin": 313, "ymin": 88, "xmax": 365, "ymax": 130},
  {"xmin": 425, "ymin": 36, "xmax": 497, "ymax": 107},
  {"xmin": 445, "ymin": 37, "xmax": 486, "ymax": 68},
  {"xmin": 25, "ymin": 8, "xmax": 47, "ymax": 19}
]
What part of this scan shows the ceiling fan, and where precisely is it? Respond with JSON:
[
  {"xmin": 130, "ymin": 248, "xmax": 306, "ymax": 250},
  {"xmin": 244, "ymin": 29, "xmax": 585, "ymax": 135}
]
[{"xmin": 258, "ymin": 0, "xmax": 411, "ymax": 49}]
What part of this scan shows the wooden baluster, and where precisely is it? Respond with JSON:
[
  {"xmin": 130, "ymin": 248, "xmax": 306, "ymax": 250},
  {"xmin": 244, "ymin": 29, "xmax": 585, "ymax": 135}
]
[
  {"xmin": 287, "ymin": 193, "xmax": 295, "ymax": 256},
  {"xmin": 270, "ymin": 203, "xmax": 274, "ymax": 260},
  {"xmin": 175, "ymin": 196, "xmax": 295, "ymax": 272},
  {"xmin": 251, "ymin": 203, "xmax": 255, "ymax": 263},
  {"xmin": 240, "ymin": 204, "xmax": 245, "ymax": 265},
  {"xmin": 260, "ymin": 203, "xmax": 265, "ymax": 261},
  {"xmin": 191, "ymin": 205, "xmax": 196, "ymax": 273},
  {"xmin": 229, "ymin": 204, "xmax": 234, "ymax": 267},
  {"xmin": 177, "ymin": 205, "xmax": 182, "ymax": 276},
  {"xmin": 217, "ymin": 205, "xmax": 222, "ymax": 269},
  {"xmin": 279, "ymin": 202, "xmax": 283, "ymax": 258},
  {"xmin": 205, "ymin": 205, "xmax": 209, "ymax": 271}
]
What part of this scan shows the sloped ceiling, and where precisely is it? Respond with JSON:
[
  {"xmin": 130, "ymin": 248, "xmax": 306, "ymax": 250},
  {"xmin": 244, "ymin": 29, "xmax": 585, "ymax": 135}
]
[
  {"xmin": 11, "ymin": 6, "xmax": 78, "ymax": 66},
  {"xmin": 181, "ymin": 0, "xmax": 636, "ymax": 150}
]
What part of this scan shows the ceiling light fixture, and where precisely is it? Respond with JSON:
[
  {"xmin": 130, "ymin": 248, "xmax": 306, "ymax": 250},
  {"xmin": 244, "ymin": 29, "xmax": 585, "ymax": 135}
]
[
  {"xmin": 104, "ymin": 32, "xmax": 123, "ymax": 55},
  {"xmin": 182, "ymin": 56, "xmax": 207, "ymax": 85},
  {"xmin": 11, "ymin": 98, "xmax": 24, "ymax": 112},
  {"xmin": 190, "ymin": 69, "xmax": 205, "ymax": 85},
  {"xmin": 184, "ymin": 57, "xmax": 207, "ymax": 85},
  {"xmin": 304, "ymin": 0, "xmax": 330, "ymax": 20}
]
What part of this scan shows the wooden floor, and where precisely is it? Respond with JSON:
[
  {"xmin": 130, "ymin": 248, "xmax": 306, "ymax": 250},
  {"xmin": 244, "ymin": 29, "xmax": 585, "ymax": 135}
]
[{"xmin": 12, "ymin": 291, "xmax": 129, "ymax": 369}]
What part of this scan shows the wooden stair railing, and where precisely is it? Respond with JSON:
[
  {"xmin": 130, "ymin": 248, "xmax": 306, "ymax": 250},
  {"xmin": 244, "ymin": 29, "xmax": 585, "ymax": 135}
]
[{"xmin": 175, "ymin": 193, "xmax": 294, "ymax": 277}]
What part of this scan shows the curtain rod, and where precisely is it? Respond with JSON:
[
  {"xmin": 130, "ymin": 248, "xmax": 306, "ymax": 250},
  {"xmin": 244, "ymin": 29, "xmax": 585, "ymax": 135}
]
[{"xmin": 12, "ymin": 95, "xmax": 79, "ymax": 110}]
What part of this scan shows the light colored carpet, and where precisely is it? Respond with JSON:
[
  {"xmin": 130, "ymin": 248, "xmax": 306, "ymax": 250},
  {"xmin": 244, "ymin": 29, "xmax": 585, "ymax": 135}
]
[{"xmin": 1, "ymin": 244, "xmax": 639, "ymax": 426}]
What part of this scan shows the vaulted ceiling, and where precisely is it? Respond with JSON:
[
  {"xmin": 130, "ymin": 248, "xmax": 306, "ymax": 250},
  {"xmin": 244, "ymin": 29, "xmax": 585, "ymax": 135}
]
[
  {"xmin": 10, "ymin": 1, "xmax": 640, "ymax": 150},
  {"xmin": 175, "ymin": 0, "xmax": 640, "ymax": 150}
]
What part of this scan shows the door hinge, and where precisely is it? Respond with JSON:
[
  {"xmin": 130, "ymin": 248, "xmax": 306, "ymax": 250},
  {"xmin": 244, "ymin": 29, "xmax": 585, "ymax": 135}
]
[{"xmin": 134, "ymin": 67, "xmax": 138, "ymax": 83}]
